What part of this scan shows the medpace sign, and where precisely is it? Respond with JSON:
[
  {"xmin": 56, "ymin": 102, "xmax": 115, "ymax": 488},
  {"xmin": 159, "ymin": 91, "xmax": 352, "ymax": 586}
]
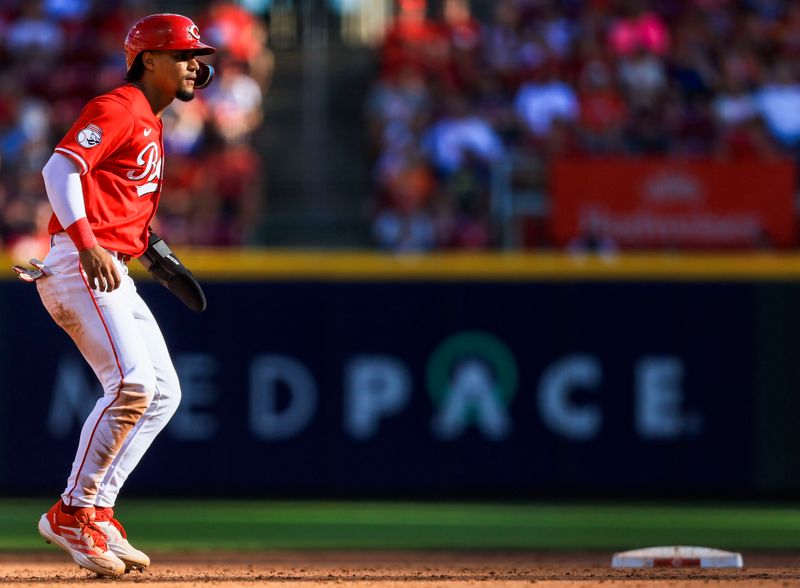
[
  {"xmin": 0, "ymin": 279, "xmax": 758, "ymax": 496},
  {"xmin": 46, "ymin": 344, "xmax": 702, "ymax": 444}
]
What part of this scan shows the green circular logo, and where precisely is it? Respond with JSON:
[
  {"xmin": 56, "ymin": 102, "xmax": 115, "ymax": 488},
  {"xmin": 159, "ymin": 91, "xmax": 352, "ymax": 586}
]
[{"xmin": 427, "ymin": 331, "xmax": 518, "ymax": 406}]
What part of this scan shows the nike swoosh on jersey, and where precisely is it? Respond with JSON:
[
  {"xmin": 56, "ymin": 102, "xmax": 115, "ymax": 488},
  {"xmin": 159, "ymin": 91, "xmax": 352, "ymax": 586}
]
[{"xmin": 143, "ymin": 128, "xmax": 152, "ymax": 136}]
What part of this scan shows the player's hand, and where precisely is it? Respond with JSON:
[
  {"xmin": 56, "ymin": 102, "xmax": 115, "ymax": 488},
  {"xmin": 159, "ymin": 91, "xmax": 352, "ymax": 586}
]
[{"xmin": 79, "ymin": 245, "xmax": 121, "ymax": 292}]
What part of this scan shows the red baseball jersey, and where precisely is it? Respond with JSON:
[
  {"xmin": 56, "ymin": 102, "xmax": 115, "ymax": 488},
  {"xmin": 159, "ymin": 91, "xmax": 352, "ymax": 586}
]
[{"xmin": 49, "ymin": 84, "xmax": 164, "ymax": 256}]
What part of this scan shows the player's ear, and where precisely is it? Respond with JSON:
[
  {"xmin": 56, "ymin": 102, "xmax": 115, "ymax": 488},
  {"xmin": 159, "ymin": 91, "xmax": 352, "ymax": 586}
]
[{"xmin": 140, "ymin": 51, "xmax": 157, "ymax": 73}]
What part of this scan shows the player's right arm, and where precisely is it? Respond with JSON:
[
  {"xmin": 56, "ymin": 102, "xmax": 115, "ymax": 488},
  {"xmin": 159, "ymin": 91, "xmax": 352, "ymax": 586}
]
[
  {"xmin": 41, "ymin": 153, "xmax": 121, "ymax": 292},
  {"xmin": 43, "ymin": 96, "xmax": 134, "ymax": 292}
]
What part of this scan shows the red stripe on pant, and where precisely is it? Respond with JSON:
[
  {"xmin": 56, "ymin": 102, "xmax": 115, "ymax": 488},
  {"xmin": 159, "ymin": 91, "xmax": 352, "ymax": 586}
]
[{"xmin": 65, "ymin": 262, "xmax": 125, "ymax": 506}]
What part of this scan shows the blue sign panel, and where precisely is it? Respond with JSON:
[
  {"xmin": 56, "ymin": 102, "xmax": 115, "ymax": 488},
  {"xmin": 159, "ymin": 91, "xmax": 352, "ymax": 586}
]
[{"xmin": 0, "ymin": 279, "xmax": 758, "ymax": 497}]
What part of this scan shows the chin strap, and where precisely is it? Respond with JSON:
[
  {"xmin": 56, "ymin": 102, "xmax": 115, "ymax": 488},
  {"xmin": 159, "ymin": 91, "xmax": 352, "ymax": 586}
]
[{"xmin": 196, "ymin": 62, "xmax": 215, "ymax": 89}]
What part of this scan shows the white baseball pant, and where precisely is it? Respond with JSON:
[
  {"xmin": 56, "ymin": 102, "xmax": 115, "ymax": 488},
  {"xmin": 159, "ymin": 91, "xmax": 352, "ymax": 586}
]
[{"xmin": 37, "ymin": 233, "xmax": 181, "ymax": 508}]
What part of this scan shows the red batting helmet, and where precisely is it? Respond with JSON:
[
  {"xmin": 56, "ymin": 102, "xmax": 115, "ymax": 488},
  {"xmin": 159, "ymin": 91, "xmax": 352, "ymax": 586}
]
[{"xmin": 125, "ymin": 13, "xmax": 216, "ymax": 72}]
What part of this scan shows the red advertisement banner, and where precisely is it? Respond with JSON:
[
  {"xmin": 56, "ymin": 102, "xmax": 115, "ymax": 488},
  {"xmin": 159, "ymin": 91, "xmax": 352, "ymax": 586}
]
[{"xmin": 550, "ymin": 158, "xmax": 797, "ymax": 248}]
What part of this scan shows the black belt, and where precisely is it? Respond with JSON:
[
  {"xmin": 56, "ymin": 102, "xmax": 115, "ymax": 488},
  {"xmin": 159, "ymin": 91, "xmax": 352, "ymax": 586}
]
[{"xmin": 51, "ymin": 233, "xmax": 131, "ymax": 264}]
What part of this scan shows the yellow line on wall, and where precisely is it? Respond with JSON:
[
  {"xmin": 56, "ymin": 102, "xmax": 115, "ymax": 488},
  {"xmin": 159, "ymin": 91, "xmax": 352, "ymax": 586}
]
[{"xmin": 4, "ymin": 250, "xmax": 800, "ymax": 281}]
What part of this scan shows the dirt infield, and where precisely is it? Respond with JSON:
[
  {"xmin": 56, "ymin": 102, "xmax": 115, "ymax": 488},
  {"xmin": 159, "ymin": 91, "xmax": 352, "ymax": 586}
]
[{"xmin": 1, "ymin": 551, "xmax": 800, "ymax": 587}]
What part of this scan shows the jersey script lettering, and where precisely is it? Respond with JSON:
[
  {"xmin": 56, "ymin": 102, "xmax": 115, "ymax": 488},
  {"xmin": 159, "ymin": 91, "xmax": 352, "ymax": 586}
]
[{"xmin": 127, "ymin": 142, "xmax": 162, "ymax": 196}]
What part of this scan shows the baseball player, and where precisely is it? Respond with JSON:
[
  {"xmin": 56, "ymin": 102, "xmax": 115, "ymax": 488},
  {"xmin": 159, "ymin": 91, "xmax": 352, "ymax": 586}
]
[{"xmin": 18, "ymin": 14, "xmax": 215, "ymax": 577}]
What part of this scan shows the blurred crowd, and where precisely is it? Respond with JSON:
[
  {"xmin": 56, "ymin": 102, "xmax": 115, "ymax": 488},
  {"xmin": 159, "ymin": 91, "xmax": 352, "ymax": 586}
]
[
  {"xmin": 366, "ymin": 0, "xmax": 800, "ymax": 251},
  {"xmin": 0, "ymin": 0, "xmax": 272, "ymax": 261}
]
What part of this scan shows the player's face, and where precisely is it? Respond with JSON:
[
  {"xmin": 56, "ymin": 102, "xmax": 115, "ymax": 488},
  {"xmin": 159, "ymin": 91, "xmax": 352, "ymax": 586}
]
[{"xmin": 150, "ymin": 51, "xmax": 200, "ymax": 102}]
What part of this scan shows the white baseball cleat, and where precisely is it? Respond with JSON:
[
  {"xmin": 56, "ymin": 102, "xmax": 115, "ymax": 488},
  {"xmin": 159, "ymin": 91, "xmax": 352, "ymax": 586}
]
[
  {"xmin": 94, "ymin": 506, "xmax": 151, "ymax": 571},
  {"xmin": 38, "ymin": 501, "xmax": 126, "ymax": 577}
]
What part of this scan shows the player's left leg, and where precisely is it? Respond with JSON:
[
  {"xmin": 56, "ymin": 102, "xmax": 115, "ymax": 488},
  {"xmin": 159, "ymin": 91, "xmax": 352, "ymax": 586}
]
[{"xmin": 94, "ymin": 289, "xmax": 182, "ymax": 571}]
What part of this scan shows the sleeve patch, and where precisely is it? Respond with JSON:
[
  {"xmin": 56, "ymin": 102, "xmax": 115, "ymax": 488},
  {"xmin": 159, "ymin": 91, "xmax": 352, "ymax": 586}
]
[{"xmin": 76, "ymin": 124, "xmax": 103, "ymax": 148}]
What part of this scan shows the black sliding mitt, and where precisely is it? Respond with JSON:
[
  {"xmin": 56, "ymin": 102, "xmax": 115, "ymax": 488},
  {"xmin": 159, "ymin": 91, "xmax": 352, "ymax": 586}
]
[{"xmin": 139, "ymin": 231, "xmax": 207, "ymax": 312}]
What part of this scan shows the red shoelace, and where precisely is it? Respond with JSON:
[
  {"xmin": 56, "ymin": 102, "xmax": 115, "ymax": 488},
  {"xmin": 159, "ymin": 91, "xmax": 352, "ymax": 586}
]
[
  {"xmin": 94, "ymin": 507, "xmax": 128, "ymax": 539},
  {"xmin": 71, "ymin": 509, "xmax": 110, "ymax": 552}
]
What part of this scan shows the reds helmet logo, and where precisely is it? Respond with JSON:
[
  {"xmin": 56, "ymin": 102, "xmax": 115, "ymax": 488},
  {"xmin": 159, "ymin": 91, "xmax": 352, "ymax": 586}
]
[
  {"xmin": 188, "ymin": 24, "xmax": 201, "ymax": 40},
  {"xmin": 76, "ymin": 124, "xmax": 102, "ymax": 148}
]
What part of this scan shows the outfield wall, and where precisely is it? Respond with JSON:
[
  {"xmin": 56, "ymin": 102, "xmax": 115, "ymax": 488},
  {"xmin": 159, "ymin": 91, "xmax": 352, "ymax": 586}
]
[{"xmin": 1, "ymin": 251, "xmax": 800, "ymax": 498}]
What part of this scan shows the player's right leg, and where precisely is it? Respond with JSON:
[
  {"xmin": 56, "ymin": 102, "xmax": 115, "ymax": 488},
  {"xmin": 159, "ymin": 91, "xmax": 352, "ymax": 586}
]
[
  {"xmin": 35, "ymin": 235, "xmax": 155, "ymax": 575},
  {"xmin": 38, "ymin": 238, "xmax": 156, "ymax": 508}
]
